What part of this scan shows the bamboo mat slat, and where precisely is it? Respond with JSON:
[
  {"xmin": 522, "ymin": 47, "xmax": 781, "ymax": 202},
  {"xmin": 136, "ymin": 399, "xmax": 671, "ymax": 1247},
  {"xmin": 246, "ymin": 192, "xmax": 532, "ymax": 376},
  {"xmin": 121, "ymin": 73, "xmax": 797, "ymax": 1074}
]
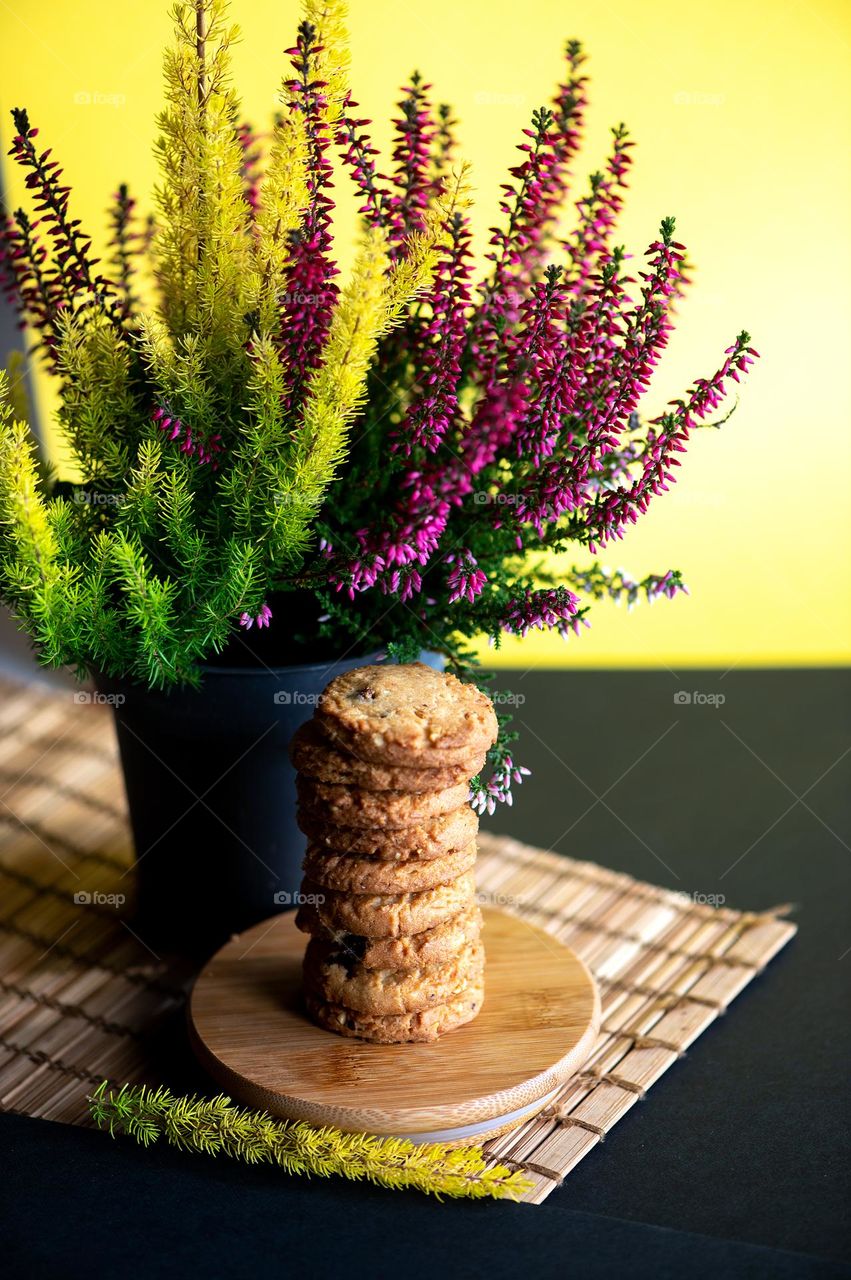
[{"xmin": 0, "ymin": 676, "xmax": 796, "ymax": 1205}]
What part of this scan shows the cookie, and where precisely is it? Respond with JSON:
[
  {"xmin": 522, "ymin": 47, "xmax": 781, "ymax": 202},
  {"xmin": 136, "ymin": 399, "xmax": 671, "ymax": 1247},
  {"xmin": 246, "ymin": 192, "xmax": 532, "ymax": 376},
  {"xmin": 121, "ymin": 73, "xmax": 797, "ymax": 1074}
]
[
  {"xmin": 302, "ymin": 840, "xmax": 477, "ymax": 894},
  {"xmin": 295, "ymin": 903, "xmax": 483, "ymax": 970},
  {"xmin": 297, "ymin": 871, "xmax": 476, "ymax": 937},
  {"xmin": 304, "ymin": 938, "xmax": 484, "ymax": 1015},
  {"xmin": 289, "ymin": 720, "xmax": 486, "ymax": 792},
  {"xmin": 296, "ymin": 776, "xmax": 469, "ymax": 829},
  {"xmin": 305, "ymin": 981, "xmax": 484, "ymax": 1043},
  {"xmin": 316, "ymin": 662, "xmax": 498, "ymax": 767},
  {"xmin": 297, "ymin": 805, "xmax": 478, "ymax": 859}
]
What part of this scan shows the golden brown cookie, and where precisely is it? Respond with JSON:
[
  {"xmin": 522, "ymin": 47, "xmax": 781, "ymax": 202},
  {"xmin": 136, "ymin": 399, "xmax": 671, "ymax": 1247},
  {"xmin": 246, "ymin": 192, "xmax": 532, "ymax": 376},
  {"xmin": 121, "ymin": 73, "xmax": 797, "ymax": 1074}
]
[
  {"xmin": 303, "ymin": 938, "xmax": 484, "ymax": 1015},
  {"xmin": 302, "ymin": 840, "xmax": 477, "ymax": 894},
  {"xmin": 316, "ymin": 662, "xmax": 498, "ymax": 767},
  {"xmin": 297, "ymin": 805, "xmax": 478, "ymax": 859},
  {"xmin": 295, "ymin": 902, "xmax": 483, "ymax": 970},
  {"xmin": 296, "ymin": 776, "xmax": 469, "ymax": 829},
  {"xmin": 297, "ymin": 871, "xmax": 476, "ymax": 938},
  {"xmin": 289, "ymin": 720, "xmax": 486, "ymax": 792},
  {"xmin": 304, "ymin": 982, "xmax": 484, "ymax": 1043}
]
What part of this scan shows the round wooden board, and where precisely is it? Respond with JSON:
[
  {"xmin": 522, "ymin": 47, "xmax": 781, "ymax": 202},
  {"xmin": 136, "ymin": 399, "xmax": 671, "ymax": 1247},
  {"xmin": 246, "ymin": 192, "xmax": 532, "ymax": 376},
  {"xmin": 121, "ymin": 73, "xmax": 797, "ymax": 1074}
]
[{"xmin": 189, "ymin": 907, "xmax": 600, "ymax": 1144}]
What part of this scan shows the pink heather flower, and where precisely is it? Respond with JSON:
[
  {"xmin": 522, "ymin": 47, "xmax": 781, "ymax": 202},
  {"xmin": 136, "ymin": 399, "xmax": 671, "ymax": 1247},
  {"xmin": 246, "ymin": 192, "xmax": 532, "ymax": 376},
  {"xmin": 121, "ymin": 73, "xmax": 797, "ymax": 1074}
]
[
  {"xmin": 5, "ymin": 108, "xmax": 121, "ymax": 353},
  {"xmin": 583, "ymin": 432, "xmax": 644, "ymax": 493},
  {"xmin": 446, "ymin": 551, "xmax": 487, "ymax": 604},
  {"xmin": 0, "ymin": 209, "xmax": 63, "ymax": 367},
  {"xmin": 581, "ymin": 223, "xmax": 683, "ymax": 441},
  {"xmin": 239, "ymin": 603, "xmax": 272, "ymax": 630},
  {"xmin": 430, "ymin": 102, "xmax": 459, "ymax": 186},
  {"xmin": 393, "ymin": 207, "xmax": 473, "ymax": 456},
  {"xmin": 327, "ymin": 484, "xmax": 456, "ymax": 599},
  {"xmin": 279, "ymin": 23, "xmax": 341, "ymax": 416},
  {"xmin": 106, "ymin": 182, "xmax": 142, "ymax": 318},
  {"xmin": 152, "ymin": 407, "xmax": 223, "ymax": 468},
  {"xmin": 469, "ymin": 756, "xmax": 532, "ymax": 814},
  {"xmin": 386, "ymin": 72, "xmax": 436, "ymax": 248},
  {"xmin": 236, "ymin": 120, "xmax": 263, "ymax": 221},
  {"xmin": 471, "ymin": 43, "xmax": 587, "ymax": 377},
  {"xmin": 397, "ymin": 568, "xmax": 422, "ymax": 601},
  {"xmin": 463, "ymin": 263, "xmax": 567, "ymax": 476},
  {"xmin": 471, "ymin": 108, "xmax": 563, "ymax": 381},
  {"xmin": 645, "ymin": 569, "xmax": 689, "ymax": 603},
  {"xmin": 335, "ymin": 96, "xmax": 392, "ymax": 227},
  {"xmin": 506, "ymin": 256, "xmax": 632, "ymax": 478},
  {"xmin": 566, "ymin": 564, "xmax": 688, "ymax": 610},
  {"xmin": 513, "ymin": 223, "xmax": 685, "ymax": 535},
  {"xmin": 502, "ymin": 587, "xmax": 584, "ymax": 641},
  {"xmin": 587, "ymin": 330, "xmax": 758, "ymax": 545},
  {"xmin": 563, "ymin": 122, "xmax": 634, "ymax": 296},
  {"xmin": 523, "ymin": 39, "xmax": 588, "ymax": 279}
]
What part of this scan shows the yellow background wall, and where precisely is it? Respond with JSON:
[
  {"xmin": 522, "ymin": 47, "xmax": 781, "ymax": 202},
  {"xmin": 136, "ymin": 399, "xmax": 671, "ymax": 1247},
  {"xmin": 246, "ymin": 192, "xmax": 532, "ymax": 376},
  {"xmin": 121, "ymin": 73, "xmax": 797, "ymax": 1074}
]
[{"xmin": 1, "ymin": 0, "xmax": 848, "ymax": 668}]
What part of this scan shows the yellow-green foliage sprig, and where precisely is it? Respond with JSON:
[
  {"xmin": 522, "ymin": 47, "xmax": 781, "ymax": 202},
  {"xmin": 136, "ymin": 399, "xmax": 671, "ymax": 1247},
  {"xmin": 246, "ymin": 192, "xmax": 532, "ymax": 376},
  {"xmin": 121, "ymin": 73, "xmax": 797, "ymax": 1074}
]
[
  {"xmin": 154, "ymin": 1, "xmax": 253, "ymax": 365},
  {"xmin": 89, "ymin": 1082, "xmax": 532, "ymax": 1201}
]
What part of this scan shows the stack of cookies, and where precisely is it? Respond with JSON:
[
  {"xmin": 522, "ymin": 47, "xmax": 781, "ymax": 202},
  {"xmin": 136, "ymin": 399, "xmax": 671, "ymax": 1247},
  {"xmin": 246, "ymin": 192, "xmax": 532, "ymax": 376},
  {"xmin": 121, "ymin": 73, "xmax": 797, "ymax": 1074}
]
[{"xmin": 291, "ymin": 662, "xmax": 498, "ymax": 1043}]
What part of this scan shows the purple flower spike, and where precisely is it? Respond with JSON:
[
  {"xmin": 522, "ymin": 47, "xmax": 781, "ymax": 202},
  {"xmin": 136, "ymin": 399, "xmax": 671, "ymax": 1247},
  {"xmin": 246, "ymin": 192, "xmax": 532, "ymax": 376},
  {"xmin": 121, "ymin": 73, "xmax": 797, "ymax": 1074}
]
[
  {"xmin": 240, "ymin": 603, "xmax": 272, "ymax": 631},
  {"xmin": 447, "ymin": 550, "xmax": 487, "ymax": 605},
  {"xmin": 152, "ymin": 405, "xmax": 224, "ymax": 466}
]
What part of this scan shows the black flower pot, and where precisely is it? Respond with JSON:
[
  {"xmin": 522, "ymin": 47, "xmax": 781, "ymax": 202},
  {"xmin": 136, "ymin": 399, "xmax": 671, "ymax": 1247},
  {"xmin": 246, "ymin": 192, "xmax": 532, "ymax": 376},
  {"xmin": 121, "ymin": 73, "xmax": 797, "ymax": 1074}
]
[{"xmin": 97, "ymin": 652, "xmax": 443, "ymax": 953}]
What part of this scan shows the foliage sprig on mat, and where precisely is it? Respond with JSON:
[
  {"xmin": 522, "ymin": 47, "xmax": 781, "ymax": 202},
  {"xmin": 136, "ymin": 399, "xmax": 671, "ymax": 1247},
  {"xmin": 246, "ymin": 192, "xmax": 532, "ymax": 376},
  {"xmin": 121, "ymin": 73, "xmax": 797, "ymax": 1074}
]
[
  {"xmin": 0, "ymin": 0, "xmax": 757, "ymax": 804},
  {"xmin": 88, "ymin": 1081, "xmax": 531, "ymax": 1201}
]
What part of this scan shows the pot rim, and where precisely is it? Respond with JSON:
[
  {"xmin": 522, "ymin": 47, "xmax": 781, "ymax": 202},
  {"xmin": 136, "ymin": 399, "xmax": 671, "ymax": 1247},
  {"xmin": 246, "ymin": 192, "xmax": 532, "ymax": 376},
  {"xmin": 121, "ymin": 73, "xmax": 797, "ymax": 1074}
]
[
  {"xmin": 196, "ymin": 648, "xmax": 444, "ymax": 678},
  {"xmin": 196, "ymin": 653, "xmax": 383, "ymax": 678},
  {"xmin": 96, "ymin": 649, "xmax": 444, "ymax": 688}
]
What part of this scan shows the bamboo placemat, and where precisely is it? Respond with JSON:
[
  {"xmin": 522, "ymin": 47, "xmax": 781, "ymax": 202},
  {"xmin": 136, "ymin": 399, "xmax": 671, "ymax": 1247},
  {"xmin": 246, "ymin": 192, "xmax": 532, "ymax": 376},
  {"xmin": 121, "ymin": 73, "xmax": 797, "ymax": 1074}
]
[{"xmin": 0, "ymin": 675, "xmax": 796, "ymax": 1204}]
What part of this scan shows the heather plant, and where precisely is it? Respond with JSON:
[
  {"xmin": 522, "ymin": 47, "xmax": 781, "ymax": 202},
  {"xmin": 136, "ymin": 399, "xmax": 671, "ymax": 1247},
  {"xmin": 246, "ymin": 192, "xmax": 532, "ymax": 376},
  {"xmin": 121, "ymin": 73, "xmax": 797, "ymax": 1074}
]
[{"xmin": 0, "ymin": 0, "xmax": 756, "ymax": 809}]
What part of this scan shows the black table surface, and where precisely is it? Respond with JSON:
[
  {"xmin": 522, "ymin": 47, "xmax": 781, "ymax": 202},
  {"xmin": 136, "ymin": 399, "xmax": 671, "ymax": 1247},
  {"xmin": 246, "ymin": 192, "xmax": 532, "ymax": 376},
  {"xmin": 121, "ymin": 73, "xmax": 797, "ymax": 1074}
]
[{"xmin": 2, "ymin": 668, "xmax": 849, "ymax": 1279}]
